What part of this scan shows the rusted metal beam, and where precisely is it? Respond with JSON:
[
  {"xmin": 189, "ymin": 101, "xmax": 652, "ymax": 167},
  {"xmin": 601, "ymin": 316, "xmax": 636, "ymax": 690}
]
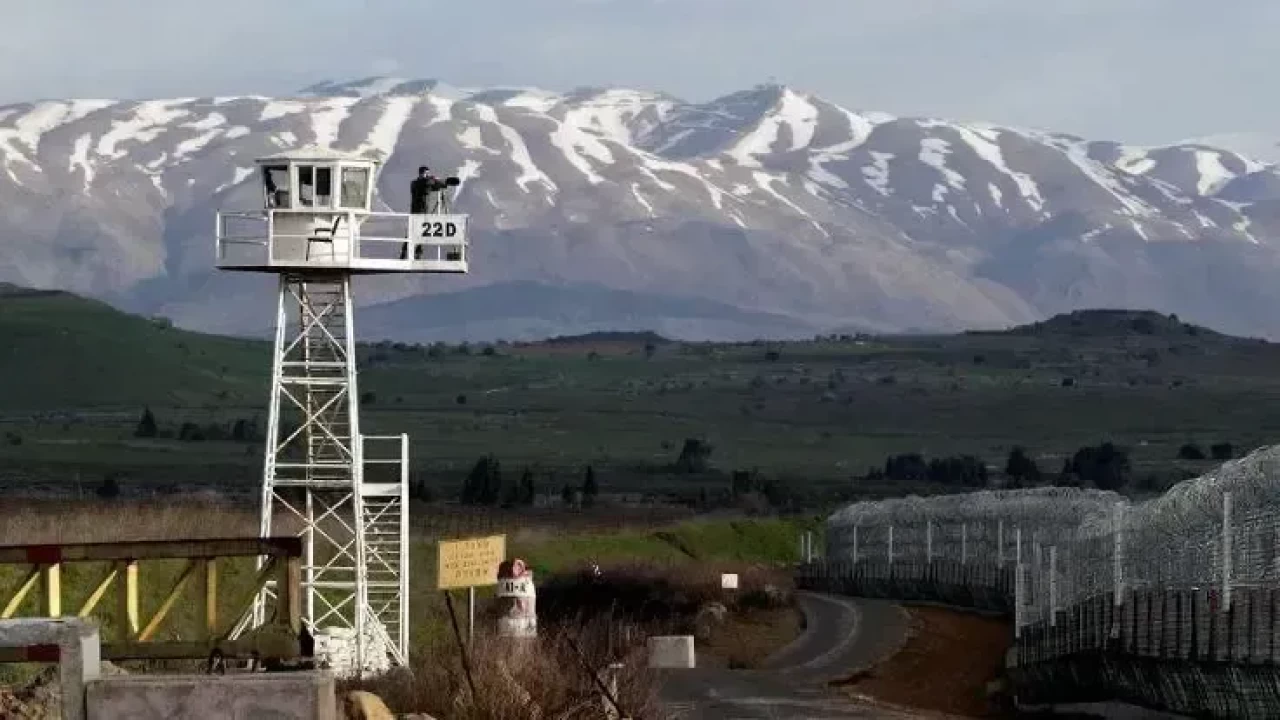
[{"xmin": 0, "ymin": 537, "xmax": 302, "ymax": 563}]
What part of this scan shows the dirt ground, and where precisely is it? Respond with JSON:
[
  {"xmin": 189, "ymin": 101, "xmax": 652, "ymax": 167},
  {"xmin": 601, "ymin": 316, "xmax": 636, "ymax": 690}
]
[
  {"xmin": 836, "ymin": 605, "xmax": 1013, "ymax": 718},
  {"xmin": 698, "ymin": 606, "xmax": 804, "ymax": 669}
]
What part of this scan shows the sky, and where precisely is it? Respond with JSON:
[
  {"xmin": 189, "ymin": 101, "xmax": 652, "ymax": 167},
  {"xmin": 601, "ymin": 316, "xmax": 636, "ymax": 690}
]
[{"xmin": 4, "ymin": 0, "xmax": 1278, "ymax": 145}]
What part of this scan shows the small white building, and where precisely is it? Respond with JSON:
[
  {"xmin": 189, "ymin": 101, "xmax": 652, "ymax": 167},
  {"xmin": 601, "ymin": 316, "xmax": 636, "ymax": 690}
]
[{"xmin": 215, "ymin": 146, "xmax": 468, "ymax": 274}]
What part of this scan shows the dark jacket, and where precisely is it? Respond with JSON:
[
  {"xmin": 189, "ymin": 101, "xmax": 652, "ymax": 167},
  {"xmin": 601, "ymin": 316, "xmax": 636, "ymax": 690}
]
[{"xmin": 410, "ymin": 176, "xmax": 433, "ymax": 214}]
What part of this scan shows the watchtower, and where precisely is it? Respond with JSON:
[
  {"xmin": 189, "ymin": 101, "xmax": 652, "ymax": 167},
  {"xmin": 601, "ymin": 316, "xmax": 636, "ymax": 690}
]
[{"xmin": 215, "ymin": 147, "xmax": 469, "ymax": 674}]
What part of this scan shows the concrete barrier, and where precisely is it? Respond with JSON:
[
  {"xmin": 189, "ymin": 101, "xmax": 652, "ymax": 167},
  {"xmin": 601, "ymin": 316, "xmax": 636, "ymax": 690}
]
[
  {"xmin": 647, "ymin": 635, "xmax": 695, "ymax": 669},
  {"xmin": 0, "ymin": 618, "xmax": 101, "ymax": 720},
  {"xmin": 85, "ymin": 671, "xmax": 337, "ymax": 720}
]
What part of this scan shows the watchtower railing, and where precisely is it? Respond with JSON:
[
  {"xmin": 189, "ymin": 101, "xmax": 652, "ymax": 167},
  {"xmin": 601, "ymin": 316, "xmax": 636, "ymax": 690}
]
[{"xmin": 215, "ymin": 209, "xmax": 468, "ymax": 272}]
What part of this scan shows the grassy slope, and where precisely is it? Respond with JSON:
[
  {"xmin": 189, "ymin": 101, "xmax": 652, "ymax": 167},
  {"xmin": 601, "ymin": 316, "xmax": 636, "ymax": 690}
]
[
  {"xmin": 4, "ymin": 289, "xmax": 1280, "ymax": 492},
  {"xmin": 0, "ymin": 288, "xmax": 266, "ymax": 410}
]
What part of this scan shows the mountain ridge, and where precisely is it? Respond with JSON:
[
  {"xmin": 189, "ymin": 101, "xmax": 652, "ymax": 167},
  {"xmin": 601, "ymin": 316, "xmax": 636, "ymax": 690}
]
[{"xmin": 2, "ymin": 77, "xmax": 1280, "ymax": 341}]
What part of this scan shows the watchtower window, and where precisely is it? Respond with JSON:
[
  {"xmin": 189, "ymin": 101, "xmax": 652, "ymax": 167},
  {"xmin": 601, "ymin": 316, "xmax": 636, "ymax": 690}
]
[
  {"xmin": 297, "ymin": 165, "xmax": 335, "ymax": 209},
  {"xmin": 263, "ymin": 165, "xmax": 290, "ymax": 209},
  {"xmin": 341, "ymin": 167, "xmax": 369, "ymax": 209},
  {"xmin": 315, "ymin": 167, "xmax": 333, "ymax": 207}
]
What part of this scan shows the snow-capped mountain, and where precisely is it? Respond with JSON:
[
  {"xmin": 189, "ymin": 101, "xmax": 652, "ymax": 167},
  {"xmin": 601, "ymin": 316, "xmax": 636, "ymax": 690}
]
[{"xmin": 2, "ymin": 76, "xmax": 1280, "ymax": 340}]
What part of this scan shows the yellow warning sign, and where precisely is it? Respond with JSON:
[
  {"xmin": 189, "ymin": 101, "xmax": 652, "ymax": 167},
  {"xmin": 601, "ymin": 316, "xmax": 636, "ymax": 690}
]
[{"xmin": 437, "ymin": 534, "xmax": 507, "ymax": 590}]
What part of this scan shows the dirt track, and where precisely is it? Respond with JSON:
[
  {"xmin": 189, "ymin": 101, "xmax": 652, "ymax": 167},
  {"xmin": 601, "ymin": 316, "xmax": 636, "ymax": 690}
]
[{"xmin": 659, "ymin": 592, "xmax": 954, "ymax": 719}]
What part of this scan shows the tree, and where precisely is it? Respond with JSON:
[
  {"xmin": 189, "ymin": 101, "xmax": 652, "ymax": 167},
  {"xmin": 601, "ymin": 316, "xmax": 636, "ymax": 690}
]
[
  {"xmin": 178, "ymin": 422, "xmax": 204, "ymax": 442},
  {"xmin": 96, "ymin": 472, "xmax": 122, "ymax": 500},
  {"xmin": 884, "ymin": 453, "xmax": 928, "ymax": 482},
  {"xmin": 520, "ymin": 468, "xmax": 536, "ymax": 506},
  {"xmin": 134, "ymin": 407, "xmax": 158, "ymax": 438},
  {"xmin": 462, "ymin": 456, "xmax": 503, "ymax": 506},
  {"xmin": 582, "ymin": 465, "xmax": 599, "ymax": 506},
  {"xmin": 674, "ymin": 437, "xmax": 713, "ymax": 473},
  {"xmin": 1210, "ymin": 443, "xmax": 1235, "ymax": 461},
  {"xmin": 231, "ymin": 418, "xmax": 261, "ymax": 443},
  {"xmin": 1177, "ymin": 443, "xmax": 1206, "ymax": 460},
  {"xmin": 561, "ymin": 483, "xmax": 576, "ymax": 507},
  {"xmin": 1004, "ymin": 447, "xmax": 1041, "ymax": 487},
  {"xmin": 926, "ymin": 455, "xmax": 988, "ymax": 488},
  {"xmin": 644, "ymin": 342, "xmax": 657, "ymax": 360},
  {"xmin": 1067, "ymin": 442, "xmax": 1130, "ymax": 491}
]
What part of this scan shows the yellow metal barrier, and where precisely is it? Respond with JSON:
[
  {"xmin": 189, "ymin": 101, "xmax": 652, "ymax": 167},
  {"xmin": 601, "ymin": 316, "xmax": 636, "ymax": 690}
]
[{"xmin": 0, "ymin": 537, "xmax": 302, "ymax": 662}]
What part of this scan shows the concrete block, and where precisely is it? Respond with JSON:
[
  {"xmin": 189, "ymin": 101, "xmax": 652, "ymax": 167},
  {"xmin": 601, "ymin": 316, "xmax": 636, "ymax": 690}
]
[
  {"xmin": 86, "ymin": 671, "xmax": 336, "ymax": 720},
  {"xmin": 0, "ymin": 618, "xmax": 101, "ymax": 720},
  {"xmin": 647, "ymin": 635, "xmax": 696, "ymax": 669}
]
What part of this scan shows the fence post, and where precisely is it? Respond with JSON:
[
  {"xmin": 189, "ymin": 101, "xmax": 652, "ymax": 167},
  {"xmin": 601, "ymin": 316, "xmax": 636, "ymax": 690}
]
[
  {"xmin": 998, "ymin": 519, "xmax": 1005, "ymax": 568},
  {"xmin": 1112, "ymin": 503, "xmax": 1124, "ymax": 640},
  {"xmin": 1014, "ymin": 526, "xmax": 1023, "ymax": 639},
  {"xmin": 961, "ymin": 523, "xmax": 968, "ymax": 565},
  {"xmin": 1222, "ymin": 491, "xmax": 1233, "ymax": 613},
  {"xmin": 852, "ymin": 525, "xmax": 858, "ymax": 564},
  {"xmin": 1049, "ymin": 545, "xmax": 1058, "ymax": 628},
  {"xmin": 887, "ymin": 524, "xmax": 895, "ymax": 567},
  {"xmin": 926, "ymin": 520, "xmax": 933, "ymax": 564}
]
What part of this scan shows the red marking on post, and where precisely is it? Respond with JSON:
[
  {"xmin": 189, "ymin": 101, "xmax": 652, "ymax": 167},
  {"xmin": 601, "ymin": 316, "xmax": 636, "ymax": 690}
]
[
  {"xmin": 25, "ymin": 546, "xmax": 62, "ymax": 564},
  {"xmin": 25, "ymin": 644, "xmax": 60, "ymax": 662}
]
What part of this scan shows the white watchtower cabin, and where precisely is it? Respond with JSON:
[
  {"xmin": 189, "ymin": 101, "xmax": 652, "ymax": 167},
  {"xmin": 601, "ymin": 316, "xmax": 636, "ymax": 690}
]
[{"xmin": 215, "ymin": 147, "xmax": 470, "ymax": 675}]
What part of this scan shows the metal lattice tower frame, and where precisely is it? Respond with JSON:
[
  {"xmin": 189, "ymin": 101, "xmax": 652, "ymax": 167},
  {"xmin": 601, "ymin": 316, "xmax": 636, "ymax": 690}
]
[{"xmin": 234, "ymin": 274, "xmax": 410, "ymax": 671}]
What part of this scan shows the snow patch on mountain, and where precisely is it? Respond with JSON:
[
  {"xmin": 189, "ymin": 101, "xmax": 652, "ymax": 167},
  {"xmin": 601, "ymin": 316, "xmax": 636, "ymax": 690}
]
[
  {"xmin": 919, "ymin": 138, "xmax": 966, "ymax": 191},
  {"xmin": 214, "ymin": 166, "xmax": 255, "ymax": 194},
  {"xmin": 474, "ymin": 104, "xmax": 555, "ymax": 193},
  {"xmin": 1193, "ymin": 150, "xmax": 1235, "ymax": 196},
  {"xmin": 729, "ymin": 88, "xmax": 819, "ymax": 167},
  {"xmin": 260, "ymin": 100, "xmax": 308, "ymax": 122},
  {"xmin": 362, "ymin": 96, "xmax": 416, "ymax": 157},
  {"xmin": 69, "ymin": 134, "xmax": 94, "ymax": 190},
  {"xmin": 948, "ymin": 124, "xmax": 1045, "ymax": 212},
  {"xmin": 549, "ymin": 118, "xmax": 614, "ymax": 184},
  {"xmin": 96, "ymin": 100, "xmax": 190, "ymax": 160},
  {"xmin": 310, "ymin": 96, "xmax": 359, "ymax": 148},
  {"xmin": 863, "ymin": 152, "xmax": 893, "ymax": 195},
  {"xmin": 1115, "ymin": 147, "xmax": 1156, "ymax": 175}
]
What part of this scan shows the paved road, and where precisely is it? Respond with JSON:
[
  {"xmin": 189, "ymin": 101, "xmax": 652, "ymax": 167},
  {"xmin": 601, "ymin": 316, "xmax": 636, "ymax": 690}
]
[{"xmin": 659, "ymin": 592, "xmax": 921, "ymax": 719}]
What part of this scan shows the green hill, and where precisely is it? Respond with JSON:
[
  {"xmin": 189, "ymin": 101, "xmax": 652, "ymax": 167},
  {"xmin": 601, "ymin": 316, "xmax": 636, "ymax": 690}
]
[
  {"xmin": 5, "ymin": 285, "xmax": 1280, "ymax": 500},
  {"xmin": 986, "ymin": 309, "xmax": 1237, "ymax": 341},
  {"xmin": 0, "ymin": 285, "xmax": 266, "ymax": 411}
]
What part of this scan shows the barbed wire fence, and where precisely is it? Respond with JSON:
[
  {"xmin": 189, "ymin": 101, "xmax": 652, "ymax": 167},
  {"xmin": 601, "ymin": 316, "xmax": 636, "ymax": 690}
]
[{"xmin": 806, "ymin": 472, "xmax": 1280, "ymax": 666}]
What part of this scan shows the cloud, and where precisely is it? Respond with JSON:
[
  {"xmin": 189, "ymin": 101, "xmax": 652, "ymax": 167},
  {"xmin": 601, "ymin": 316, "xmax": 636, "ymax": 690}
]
[{"xmin": 2, "ymin": 0, "xmax": 1278, "ymax": 143}]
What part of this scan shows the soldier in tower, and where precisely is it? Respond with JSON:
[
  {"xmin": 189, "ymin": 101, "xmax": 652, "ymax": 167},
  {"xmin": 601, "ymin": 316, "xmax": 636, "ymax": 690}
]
[{"xmin": 410, "ymin": 166, "xmax": 436, "ymax": 214}]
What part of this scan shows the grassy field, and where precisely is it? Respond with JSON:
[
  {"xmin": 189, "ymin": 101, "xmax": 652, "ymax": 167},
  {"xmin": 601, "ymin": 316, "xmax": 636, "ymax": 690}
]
[
  {"xmin": 3, "ymin": 287, "xmax": 1279, "ymax": 502},
  {"xmin": 0, "ymin": 498, "xmax": 813, "ymax": 695}
]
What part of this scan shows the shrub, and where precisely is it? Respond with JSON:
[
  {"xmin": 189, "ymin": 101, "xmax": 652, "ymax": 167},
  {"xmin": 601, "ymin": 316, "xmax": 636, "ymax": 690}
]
[
  {"xmin": 342, "ymin": 616, "xmax": 664, "ymax": 720},
  {"xmin": 1177, "ymin": 443, "xmax": 1206, "ymax": 460}
]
